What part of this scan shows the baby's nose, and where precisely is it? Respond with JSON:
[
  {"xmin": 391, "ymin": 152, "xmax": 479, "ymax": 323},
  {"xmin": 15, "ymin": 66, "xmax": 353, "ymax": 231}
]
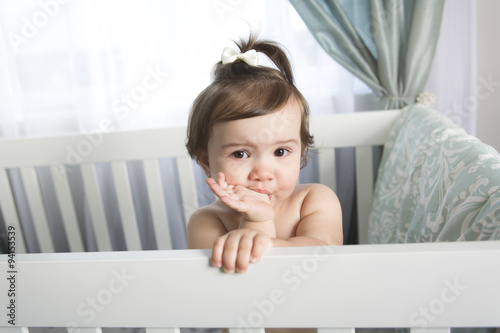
[{"xmin": 249, "ymin": 159, "xmax": 273, "ymax": 181}]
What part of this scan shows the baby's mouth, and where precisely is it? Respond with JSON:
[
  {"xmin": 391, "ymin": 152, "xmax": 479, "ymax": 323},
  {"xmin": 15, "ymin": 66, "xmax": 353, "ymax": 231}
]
[{"xmin": 251, "ymin": 189, "xmax": 272, "ymax": 200}]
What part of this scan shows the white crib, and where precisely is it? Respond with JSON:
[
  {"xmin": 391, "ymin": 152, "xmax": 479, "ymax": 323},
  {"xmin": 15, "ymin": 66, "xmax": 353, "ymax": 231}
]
[
  {"xmin": 1, "ymin": 109, "xmax": 499, "ymax": 332},
  {"xmin": 0, "ymin": 110, "xmax": 398, "ymax": 252}
]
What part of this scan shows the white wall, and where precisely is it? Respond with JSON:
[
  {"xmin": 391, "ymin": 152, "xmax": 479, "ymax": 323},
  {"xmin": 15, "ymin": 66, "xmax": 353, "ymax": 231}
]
[{"xmin": 476, "ymin": 0, "xmax": 500, "ymax": 152}]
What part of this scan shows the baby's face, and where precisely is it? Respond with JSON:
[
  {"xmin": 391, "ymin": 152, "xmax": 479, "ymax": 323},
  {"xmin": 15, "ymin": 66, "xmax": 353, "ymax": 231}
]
[{"xmin": 205, "ymin": 98, "xmax": 302, "ymax": 207}]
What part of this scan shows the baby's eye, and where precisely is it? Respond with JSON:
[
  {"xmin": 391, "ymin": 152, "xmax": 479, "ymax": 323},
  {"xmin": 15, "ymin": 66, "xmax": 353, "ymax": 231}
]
[
  {"xmin": 274, "ymin": 148, "xmax": 289, "ymax": 157},
  {"xmin": 231, "ymin": 150, "xmax": 248, "ymax": 159}
]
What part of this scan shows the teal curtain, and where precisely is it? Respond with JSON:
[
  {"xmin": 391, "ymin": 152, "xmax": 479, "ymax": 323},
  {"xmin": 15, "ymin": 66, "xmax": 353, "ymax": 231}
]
[{"xmin": 289, "ymin": 0, "xmax": 445, "ymax": 109}]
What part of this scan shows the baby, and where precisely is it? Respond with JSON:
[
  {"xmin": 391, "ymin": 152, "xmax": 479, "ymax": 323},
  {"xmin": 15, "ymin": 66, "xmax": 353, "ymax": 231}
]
[{"xmin": 186, "ymin": 35, "xmax": 343, "ymax": 274}]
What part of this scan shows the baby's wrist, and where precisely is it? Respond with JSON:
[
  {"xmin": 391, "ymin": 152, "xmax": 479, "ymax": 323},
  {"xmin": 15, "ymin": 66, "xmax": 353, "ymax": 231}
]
[
  {"xmin": 239, "ymin": 218, "xmax": 274, "ymax": 227},
  {"xmin": 239, "ymin": 219, "xmax": 276, "ymax": 238}
]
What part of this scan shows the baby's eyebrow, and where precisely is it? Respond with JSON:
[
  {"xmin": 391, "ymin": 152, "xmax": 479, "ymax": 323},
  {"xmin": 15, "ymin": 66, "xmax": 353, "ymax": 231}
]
[
  {"xmin": 220, "ymin": 139, "xmax": 299, "ymax": 150},
  {"xmin": 219, "ymin": 142, "xmax": 251, "ymax": 150},
  {"xmin": 275, "ymin": 139, "xmax": 299, "ymax": 146}
]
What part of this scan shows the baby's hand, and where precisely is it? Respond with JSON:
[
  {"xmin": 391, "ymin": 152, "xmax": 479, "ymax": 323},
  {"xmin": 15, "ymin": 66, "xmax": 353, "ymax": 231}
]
[
  {"xmin": 207, "ymin": 172, "xmax": 274, "ymax": 223},
  {"xmin": 212, "ymin": 229, "xmax": 273, "ymax": 273}
]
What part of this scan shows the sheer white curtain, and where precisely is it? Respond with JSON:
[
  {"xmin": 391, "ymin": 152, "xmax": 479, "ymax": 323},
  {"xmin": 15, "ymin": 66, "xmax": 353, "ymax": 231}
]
[
  {"xmin": 0, "ymin": 0, "xmax": 369, "ymax": 139},
  {"xmin": 425, "ymin": 0, "xmax": 478, "ymax": 134},
  {"xmin": 0, "ymin": 0, "xmax": 477, "ymax": 250}
]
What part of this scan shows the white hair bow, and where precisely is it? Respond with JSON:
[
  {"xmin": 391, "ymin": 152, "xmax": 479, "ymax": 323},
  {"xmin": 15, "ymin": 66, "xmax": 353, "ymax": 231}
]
[{"xmin": 221, "ymin": 47, "xmax": 258, "ymax": 66}]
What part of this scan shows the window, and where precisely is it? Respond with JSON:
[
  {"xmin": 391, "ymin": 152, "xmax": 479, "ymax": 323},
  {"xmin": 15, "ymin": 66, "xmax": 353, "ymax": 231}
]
[{"xmin": 0, "ymin": 0, "xmax": 372, "ymax": 138}]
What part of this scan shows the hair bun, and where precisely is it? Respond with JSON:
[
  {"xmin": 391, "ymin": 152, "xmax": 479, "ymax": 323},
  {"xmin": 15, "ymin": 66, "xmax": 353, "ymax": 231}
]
[{"xmin": 214, "ymin": 34, "xmax": 294, "ymax": 85}]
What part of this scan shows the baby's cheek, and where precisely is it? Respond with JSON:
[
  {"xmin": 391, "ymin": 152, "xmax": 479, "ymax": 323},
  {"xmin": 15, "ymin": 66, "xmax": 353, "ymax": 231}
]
[
  {"xmin": 221, "ymin": 164, "xmax": 244, "ymax": 184},
  {"xmin": 281, "ymin": 170, "xmax": 300, "ymax": 190}
]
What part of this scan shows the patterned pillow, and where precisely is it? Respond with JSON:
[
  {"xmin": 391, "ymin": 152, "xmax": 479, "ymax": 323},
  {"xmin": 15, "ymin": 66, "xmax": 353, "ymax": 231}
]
[{"xmin": 368, "ymin": 104, "xmax": 500, "ymax": 243}]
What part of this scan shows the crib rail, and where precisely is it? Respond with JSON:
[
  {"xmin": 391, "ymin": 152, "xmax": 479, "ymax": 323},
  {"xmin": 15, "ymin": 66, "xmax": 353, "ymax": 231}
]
[
  {"xmin": 0, "ymin": 110, "xmax": 400, "ymax": 253},
  {"xmin": 311, "ymin": 110, "xmax": 399, "ymax": 243},
  {"xmin": 0, "ymin": 127, "xmax": 197, "ymax": 253},
  {"xmin": 1, "ymin": 242, "xmax": 499, "ymax": 331}
]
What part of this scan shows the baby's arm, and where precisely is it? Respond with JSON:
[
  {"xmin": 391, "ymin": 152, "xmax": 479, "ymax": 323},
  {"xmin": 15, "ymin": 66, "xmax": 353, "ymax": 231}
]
[
  {"xmin": 186, "ymin": 208, "xmax": 227, "ymax": 249},
  {"xmin": 187, "ymin": 208, "xmax": 272, "ymax": 273},
  {"xmin": 205, "ymin": 173, "xmax": 276, "ymax": 273},
  {"xmin": 208, "ymin": 179, "xmax": 343, "ymax": 248},
  {"xmin": 273, "ymin": 183, "xmax": 343, "ymax": 247},
  {"xmin": 211, "ymin": 229, "xmax": 273, "ymax": 273},
  {"xmin": 202, "ymin": 176, "xmax": 342, "ymax": 273}
]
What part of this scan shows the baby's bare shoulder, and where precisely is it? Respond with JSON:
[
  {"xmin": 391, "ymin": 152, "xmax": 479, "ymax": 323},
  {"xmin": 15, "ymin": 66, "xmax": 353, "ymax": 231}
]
[
  {"xmin": 187, "ymin": 202, "xmax": 229, "ymax": 249},
  {"xmin": 294, "ymin": 184, "xmax": 343, "ymax": 245},
  {"xmin": 295, "ymin": 183, "xmax": 337, "ymax": 198},
  {"xmin": 294, "ymin": 183, "xmax": 340, "ymax": 213}
]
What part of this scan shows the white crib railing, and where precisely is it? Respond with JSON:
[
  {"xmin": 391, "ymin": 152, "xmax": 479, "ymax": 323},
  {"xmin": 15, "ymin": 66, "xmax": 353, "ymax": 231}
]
[
  {"xmin": 0, "ymin": 110, "xmax": 400, "ymax": 253},
  {"xmin": 311, "ymin": 110, "xmax": 399, "ymax": 244},
  {"xmin": 0, "ymin": 126, "xmax": 197, "ymax": 252},
  {"xmin": 1, "ymin": 242, "xmax": 499, "ymax": 331}
]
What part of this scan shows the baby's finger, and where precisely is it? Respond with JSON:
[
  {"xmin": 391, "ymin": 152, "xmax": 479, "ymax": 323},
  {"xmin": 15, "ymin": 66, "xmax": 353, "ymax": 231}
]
[
  {"xmin": 207, "ymin": 178, "xmax": 227, "ymax": 199},
  {"xmin": 221, "ymin": 233, "xmax": 241, "ymax": 273},
  {"xmin": 206, "ymin": 178, "xmax": 220, "ymax": 191},
  {"xmin": 235, "ymin": 234, "xmax": 254, "ymax": 273},
  {"xmin": 211, "ymin": 234, "xmax": 228, "ymax": 269},
  {"xmin": 249, "ymin": 234, "xmax": 273, "ymax": 264},
  {"xmin": 217, "ymin": 172, "xmax": 228, "ymax": 189}
]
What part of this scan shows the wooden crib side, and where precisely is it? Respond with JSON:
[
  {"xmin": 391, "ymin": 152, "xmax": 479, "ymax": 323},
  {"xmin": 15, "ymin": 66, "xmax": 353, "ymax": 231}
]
[
  {"xmin": 0, "ymin": 110, "xmax": 399, "ymax": 254},
  {"xmin": 1, "ymin": 242, "xmax": 499, "ymax": 331},
  {"xmin": 0, "ymin": 127, "xmax": 197, "ymax": 253}
]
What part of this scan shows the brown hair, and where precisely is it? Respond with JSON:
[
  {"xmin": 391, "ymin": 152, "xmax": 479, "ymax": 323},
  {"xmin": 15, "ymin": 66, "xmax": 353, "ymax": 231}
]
[{"xmin": 186, "ymin": 34, "xmax": 314, "ymax": 168}]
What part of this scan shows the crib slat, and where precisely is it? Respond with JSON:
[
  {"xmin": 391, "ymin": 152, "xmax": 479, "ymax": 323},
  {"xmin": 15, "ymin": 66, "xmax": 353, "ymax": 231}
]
[
  {"xmin": 20, "ymin": 167, "xmax": 55, "ymax": 253},
  {"xmin": 111, "ymin": 161, "xmax": 142, "ymax": 251},
  {"xmin": 355, "ymin": 146, "xmax": 373, "ymax": 245},
  {"xmin": 176, "ymin": 156, "xmax": 198, "ymax": 226},
  {"xmin": 50, "ymin": 164, "xmax": 85, "ymax": 252},
  {"xmin": 0, "ymin": 168, "xmax": 28, "ymax": 253},
  {"xmin": 80, "ymin": 163, "xmax": 112, "ymax": 251},
  {"xmin": 410, "ymin": 329, "xmax": 450, "ymax": 333},
  {"xmin": 146, "ymin": 328, "xmax": 180, "ymax": 333},
  {"xmin": 143, "ymin": 159, "xmax": 173, "ymax": 250},
  {"xmin": 318, "ymin": 328, "xmax": 355, "ymax": 333},
  {"xmin": 318, "ymin": 148, "xmax": 337, "ymax": 192},
  {"xmin": 229, "ymin": 328, "xmax": 265, "ymax": 333},
  {"xmin": 75, "ymin": 328, "xmax": 102, "ymax": 333}
]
